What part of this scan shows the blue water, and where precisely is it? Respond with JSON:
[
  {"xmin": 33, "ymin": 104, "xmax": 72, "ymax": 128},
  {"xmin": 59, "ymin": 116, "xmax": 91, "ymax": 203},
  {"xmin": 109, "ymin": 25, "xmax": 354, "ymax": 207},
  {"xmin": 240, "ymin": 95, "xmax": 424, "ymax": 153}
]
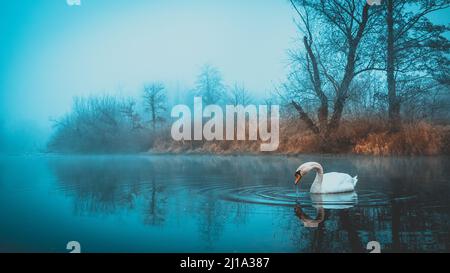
[{"xmin": 0, "ymin": 154, "xmax": 449, "ymax": 252}]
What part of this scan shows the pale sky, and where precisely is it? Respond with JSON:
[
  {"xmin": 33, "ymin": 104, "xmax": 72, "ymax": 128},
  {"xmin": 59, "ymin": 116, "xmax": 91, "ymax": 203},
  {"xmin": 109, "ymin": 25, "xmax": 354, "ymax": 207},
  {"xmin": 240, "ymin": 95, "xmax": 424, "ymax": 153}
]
[
  {"xmin": 0, "ymin": 0, "xmax": 298, "ymax": 132},
  {"xmin": 0, "ymin": 0, "xmax": 448, "ymax": 136}
]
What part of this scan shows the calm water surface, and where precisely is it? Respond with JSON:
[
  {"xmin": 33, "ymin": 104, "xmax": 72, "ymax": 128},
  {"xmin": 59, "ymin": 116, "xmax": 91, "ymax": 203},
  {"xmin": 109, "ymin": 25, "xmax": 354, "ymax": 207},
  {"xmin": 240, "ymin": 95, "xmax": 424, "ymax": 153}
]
[{"xmin": 0, "ymin": 154, "xmax": 449, "ymax": 252}]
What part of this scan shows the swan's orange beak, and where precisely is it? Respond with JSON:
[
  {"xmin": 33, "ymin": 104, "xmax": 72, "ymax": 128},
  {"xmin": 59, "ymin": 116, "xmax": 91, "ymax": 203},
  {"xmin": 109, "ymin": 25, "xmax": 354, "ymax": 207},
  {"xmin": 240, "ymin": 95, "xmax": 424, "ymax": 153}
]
[{"xmin": 294, "ymin": 173, "xmax": 302, "ymax": 185}]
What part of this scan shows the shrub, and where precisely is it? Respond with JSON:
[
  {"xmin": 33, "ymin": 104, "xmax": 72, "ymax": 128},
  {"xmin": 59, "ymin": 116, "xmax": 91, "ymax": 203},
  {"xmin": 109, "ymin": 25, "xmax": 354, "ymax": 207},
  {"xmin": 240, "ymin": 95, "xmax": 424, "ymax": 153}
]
[{"xmin": 354, "ymin": 122, "xmax": 444, "ymax": 155}]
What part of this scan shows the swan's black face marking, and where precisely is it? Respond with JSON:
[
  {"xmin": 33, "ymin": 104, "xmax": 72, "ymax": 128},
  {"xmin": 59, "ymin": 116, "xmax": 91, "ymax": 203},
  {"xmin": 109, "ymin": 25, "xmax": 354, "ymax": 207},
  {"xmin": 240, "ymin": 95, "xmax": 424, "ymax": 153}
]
[{"xmin": 294, "ymin": 171, "xmax": 302, "ymax": 184}]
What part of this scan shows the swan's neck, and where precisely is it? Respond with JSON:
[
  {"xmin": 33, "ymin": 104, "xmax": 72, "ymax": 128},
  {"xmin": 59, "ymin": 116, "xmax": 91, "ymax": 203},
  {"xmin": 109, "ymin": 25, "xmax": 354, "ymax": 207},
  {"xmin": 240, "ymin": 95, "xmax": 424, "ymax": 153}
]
[
  {"xmin": 314, "ymin": 169, "xmax": 324, "ymax": 184},
  {"xmin": 311, "ymin": 164, "xmax": 324, "ymax": 188}
]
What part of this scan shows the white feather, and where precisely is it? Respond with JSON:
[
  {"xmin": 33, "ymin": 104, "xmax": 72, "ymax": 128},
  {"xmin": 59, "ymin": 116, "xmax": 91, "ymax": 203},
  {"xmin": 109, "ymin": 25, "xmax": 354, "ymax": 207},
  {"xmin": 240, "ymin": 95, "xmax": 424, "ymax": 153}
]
[{"xmin": 296, "ymin": 162, "xmax": 358, "ymax": 194}]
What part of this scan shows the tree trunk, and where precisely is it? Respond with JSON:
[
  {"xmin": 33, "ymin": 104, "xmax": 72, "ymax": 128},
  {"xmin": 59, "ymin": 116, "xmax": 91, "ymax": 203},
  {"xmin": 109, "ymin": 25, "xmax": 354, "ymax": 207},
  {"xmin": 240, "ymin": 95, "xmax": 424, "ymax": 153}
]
[
  {"xmin": 303, "ymin": 36, "xmax": 329, "ymax": 131},
  {"xmin": 151, "ymin": 105, "xmax": 156, "ymax": 131},
  {"xmin": 328, "ymin": 48, "xmax": 357, "ymax": 131},
  {"xmin": 387, "ymin": 0, "xmax": 401, "ymax": 132},
  {"xmin": 328, "ymin": 4, "xmax": 370, "ymax": 132},
  {"xmin": 328, "ymin": 94, "xmax": 347, "ymax": 131},
  {"xmin": 291, "ymin": 100, "xmax": 320, "ymax": 134}
]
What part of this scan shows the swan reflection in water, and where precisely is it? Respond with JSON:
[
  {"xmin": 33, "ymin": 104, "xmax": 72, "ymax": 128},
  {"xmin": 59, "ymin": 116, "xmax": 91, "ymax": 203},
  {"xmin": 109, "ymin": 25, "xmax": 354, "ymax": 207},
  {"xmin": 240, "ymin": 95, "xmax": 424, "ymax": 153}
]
[
  {"xmin": 295, "ymin": 205, "xmax": 325, "ymax": 228},
  {"xmin": 295, "ymin": 191, "xmax": 358, "ymax": 228},
  {"xmin": 310, "ymin": 191, "xmax": 358, "ymax": 210}
]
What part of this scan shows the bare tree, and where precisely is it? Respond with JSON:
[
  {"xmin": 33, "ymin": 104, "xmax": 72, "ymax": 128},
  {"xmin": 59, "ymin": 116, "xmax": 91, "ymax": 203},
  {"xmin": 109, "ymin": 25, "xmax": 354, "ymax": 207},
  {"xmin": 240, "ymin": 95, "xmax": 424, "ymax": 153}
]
[
  {"xmin": 143, "ymin": 83, "xmax": 167, "ymax": 130},
  {"xmin": 195, "ymin": 64, "xmax": 225, "ymax": 105},
  {"xmin": 229, "ymin": 83, "xmax": 253, "ymax": 106},
  {"xmin": 120, "ymin": 99, "xmax": 142, "ymax": 130},
  {"xmin": 48, "ymin": 95, "xmax": 141, "ymax": 153},
  {"xmin": 288, "ymin": 0, "xmax": 380, "ymax": 134},
  {"xmin": 384, "ymin": 0, "xmax": 450, "ymax": 131}
]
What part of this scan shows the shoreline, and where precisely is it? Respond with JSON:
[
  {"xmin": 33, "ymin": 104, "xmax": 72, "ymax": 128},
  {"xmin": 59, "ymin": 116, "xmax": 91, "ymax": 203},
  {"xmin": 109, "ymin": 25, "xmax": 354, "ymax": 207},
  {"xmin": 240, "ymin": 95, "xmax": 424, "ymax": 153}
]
[{"xmin": 3, "ymin": 151, "xmax": 449, "ymax": 159}]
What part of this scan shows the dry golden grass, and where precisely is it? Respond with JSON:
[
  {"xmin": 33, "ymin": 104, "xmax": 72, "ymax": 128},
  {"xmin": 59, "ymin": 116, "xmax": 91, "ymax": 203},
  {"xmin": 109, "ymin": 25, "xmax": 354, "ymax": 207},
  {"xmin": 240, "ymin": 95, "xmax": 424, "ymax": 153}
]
[
  {"xmin": 354, "ymin": 122, "xmax": 445, "ymax": 156},
  {"xmin": 150, "ymin": 119, "xmax": 449, "ymax": 156}
]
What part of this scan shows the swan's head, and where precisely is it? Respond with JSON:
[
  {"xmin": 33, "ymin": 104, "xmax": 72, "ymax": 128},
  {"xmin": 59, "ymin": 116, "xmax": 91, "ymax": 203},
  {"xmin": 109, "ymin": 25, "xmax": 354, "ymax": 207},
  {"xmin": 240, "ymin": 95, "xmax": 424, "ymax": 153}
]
[
  {"xmin": 294, "ymin": 205, "xmax": 325, "ymax": 228},
  {"xmin": 294, "ymin": 162, "xmax": 323, "ymax": 185}
]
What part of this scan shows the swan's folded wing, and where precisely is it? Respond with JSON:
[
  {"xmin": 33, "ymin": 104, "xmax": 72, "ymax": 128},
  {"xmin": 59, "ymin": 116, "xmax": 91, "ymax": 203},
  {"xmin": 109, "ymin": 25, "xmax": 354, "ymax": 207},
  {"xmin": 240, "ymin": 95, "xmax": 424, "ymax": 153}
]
[{"xmin": 323, "ymin": 172, "xmax": 355, "ymax": 193}]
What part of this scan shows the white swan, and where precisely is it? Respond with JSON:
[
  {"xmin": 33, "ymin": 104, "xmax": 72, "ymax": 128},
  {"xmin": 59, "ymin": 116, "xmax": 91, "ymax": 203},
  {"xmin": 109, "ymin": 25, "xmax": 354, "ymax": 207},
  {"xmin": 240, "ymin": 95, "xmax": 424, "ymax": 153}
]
[{"xmin": 294, "ymin": 162, "xmax": 358, "ymax": 194}]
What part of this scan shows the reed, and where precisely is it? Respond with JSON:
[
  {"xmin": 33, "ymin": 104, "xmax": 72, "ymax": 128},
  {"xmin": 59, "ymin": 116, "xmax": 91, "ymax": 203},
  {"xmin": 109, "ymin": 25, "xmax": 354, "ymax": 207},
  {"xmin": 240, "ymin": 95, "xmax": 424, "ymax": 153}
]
[{"xmin": 151, "ymin": 119, "xmax": 449, "ymax": 156}]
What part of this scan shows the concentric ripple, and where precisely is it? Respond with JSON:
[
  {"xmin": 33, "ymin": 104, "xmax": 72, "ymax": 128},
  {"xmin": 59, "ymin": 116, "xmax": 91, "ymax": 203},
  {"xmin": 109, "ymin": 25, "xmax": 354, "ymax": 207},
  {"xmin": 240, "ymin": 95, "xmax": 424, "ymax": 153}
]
[
  {"xmin": 220, "ymin": 185, "xmax": 308, "ymax": 206},
  {"xmin": 184, "ymin": 182, "xmax": 416, "ymax": 208}
]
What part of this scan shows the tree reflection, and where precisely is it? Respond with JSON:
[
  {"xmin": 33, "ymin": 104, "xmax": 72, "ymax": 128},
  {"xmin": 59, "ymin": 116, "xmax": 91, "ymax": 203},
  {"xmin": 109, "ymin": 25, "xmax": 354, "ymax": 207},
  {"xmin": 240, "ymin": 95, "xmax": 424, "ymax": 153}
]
[
  {"xmin": 46, "ymin": 155, "xmax": 449, "ymax": 252},
  {"xmin": 49, "ymin": 156, "xmax": 168, "ymax": 226}
]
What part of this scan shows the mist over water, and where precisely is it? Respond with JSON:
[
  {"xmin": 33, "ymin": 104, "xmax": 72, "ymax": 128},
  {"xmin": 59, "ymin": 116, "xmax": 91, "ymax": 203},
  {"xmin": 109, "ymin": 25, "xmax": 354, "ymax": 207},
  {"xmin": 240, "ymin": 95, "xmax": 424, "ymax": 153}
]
[
  {"xmin": 0, "ymin": 154, "xmax": 448, "ymax": 252},
  {"xmin": 1, "ymin": 0, "xmax": 449, "ymax": 254}
]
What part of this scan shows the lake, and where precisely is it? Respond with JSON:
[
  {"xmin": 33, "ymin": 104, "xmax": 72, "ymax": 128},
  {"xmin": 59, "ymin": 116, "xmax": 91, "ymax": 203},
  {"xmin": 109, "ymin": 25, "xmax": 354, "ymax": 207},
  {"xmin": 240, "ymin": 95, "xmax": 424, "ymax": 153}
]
[{"xmin": 0, "ymin": 154, "xmax": 449, "ymax": 253}]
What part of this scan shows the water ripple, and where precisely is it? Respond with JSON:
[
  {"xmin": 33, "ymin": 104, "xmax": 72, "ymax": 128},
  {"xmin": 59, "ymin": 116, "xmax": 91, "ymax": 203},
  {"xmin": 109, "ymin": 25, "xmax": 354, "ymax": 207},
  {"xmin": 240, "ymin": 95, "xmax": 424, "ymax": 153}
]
[{"xmin": 185, "ymin": 183, "xmax": 416, "ymax": 208}]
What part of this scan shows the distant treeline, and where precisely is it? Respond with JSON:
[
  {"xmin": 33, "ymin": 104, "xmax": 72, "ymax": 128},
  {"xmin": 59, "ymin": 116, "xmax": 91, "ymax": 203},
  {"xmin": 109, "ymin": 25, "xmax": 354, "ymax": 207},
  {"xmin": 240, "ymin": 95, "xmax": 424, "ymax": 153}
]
[
  {"xmin": 48, "ymin": 1, "xmax": 450, "ymax": 155},
  {"xmin": 48, "ymin": 96, "xmax": 152, "ymax": 153}
]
